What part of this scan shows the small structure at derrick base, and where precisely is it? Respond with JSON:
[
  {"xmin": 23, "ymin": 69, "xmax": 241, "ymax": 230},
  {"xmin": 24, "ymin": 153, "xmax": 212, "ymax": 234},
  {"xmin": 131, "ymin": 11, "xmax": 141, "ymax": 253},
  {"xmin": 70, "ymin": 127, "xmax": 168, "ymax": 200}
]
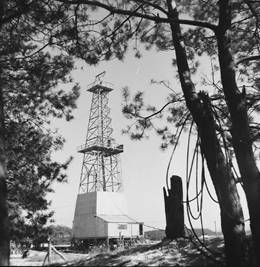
[{"xmin": 72, "ymin": 72, "xmax": 143, "ymax": 247}]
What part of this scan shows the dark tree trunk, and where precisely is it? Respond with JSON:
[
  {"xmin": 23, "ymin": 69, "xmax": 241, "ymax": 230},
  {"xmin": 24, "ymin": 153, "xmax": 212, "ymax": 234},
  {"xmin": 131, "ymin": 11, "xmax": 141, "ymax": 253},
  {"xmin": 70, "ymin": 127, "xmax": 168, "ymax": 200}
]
[
  {"xmin": 0, "ymin": 2, "xmax": 10, "ymax": 264},
  {"xmin": 0, "ymin": 85, "xmax": 9, "ymax": 266},
  {"xmin": 166, "ymin": 1, "xmax": 247, "ymax": 266},
  {"xmin": 198, "ymin": 92, "xmax": 247, "ymax": 267},
  {"xmin": 217, "ymin": 1, "xmax": 260, "ymax": 265},
  {"xmin": 163, "ymin": 175, "xmax": 184, "ymax": 239},
  {"xmin": 0, "ymin": 2, "xmax": 9, "ymax": 265}
]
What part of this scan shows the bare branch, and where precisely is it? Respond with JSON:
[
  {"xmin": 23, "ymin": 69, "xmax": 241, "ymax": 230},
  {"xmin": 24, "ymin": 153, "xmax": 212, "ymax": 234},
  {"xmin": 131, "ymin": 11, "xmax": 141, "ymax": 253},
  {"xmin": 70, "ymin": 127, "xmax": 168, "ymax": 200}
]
[
  {"xmin": 55, "ymin": 0, "xmax": 217, "ymax": 31},
  {"xmin": 125, "ymin": 99, "xmax": 182, "ymax": 121},
  {"xmin": 244, "ymin": 0, "xmax": 259, "ymax": 26},
  {"xmin": 236, "ymin": 55, "xmax": 260, "ymax": 65},
  {"xmin": 131, "ymin": 0, "xmax": 169, "ymax": 16},
  {"xmin": 244, "ymin": 0, "xmax": 260, "ymax": 40},
  {"xmin": 143, "ymin": 101, "xmax": 175, "ymax": 120}
]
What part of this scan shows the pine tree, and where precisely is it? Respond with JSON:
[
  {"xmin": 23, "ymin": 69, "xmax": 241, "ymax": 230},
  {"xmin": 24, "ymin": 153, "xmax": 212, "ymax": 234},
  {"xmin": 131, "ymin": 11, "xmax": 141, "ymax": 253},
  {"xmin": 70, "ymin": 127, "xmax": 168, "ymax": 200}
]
[
  {"xmin": 0, "ymin": 1, "xmax": 80, "ymax": 264},
  {"xmin": 50, "ymin": 0, "xmax": 260, "ymax": 265}
]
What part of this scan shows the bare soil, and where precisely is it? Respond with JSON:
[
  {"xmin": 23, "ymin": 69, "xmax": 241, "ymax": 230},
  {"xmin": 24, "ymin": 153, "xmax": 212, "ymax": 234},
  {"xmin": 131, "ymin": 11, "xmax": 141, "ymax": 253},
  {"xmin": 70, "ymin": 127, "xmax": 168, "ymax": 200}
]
[{"xmin": 10, "ymin": 236, "xmax": 225, "ymax": 266}]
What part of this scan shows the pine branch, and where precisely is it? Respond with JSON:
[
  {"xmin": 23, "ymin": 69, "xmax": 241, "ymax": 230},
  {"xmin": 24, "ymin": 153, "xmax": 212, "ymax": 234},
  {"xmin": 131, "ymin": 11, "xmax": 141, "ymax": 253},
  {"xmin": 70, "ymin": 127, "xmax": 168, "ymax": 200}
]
[
  {"xmin": 236, "ymin": 55, "xmax": 260, "ymax": 65},
  {"xmin": 55, "ymin": 0, "xmax": 217, "ymax": 31},
  {"xmin": 125, "ymin": 100, "xmax": 178, "ymax": 121},
  {"xmin": 132, "ymin": 0, "xmax": 169, "ymax": 16},
  {"xmin": 0, "ymin": 1, "xmax": 34, "ymax": 26}
]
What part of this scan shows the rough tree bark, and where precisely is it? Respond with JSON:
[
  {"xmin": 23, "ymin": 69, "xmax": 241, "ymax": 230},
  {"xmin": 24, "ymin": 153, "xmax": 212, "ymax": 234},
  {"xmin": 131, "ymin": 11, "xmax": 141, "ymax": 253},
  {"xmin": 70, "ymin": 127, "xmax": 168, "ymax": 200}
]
[
  {"xmin": 198, "ymin": 92, "xmax": 247, "ymax": 267},
  {"xmin": 0, "ymin": 84, "xmax": 9, "ymax": 266},
  {"xmin": 163, "ymin": 175, "xmax": 184, "ymax": 239},
  {"xmin": 217, "ymin": 1, "xmax": 260, "ymax": 265},
  {"xmin": 0, "ymin": 1, "xmax": 11, "ymax": 264},
  {"xmin": 0, "ymin": 4, "xmax": 9, "ymax": 264},
  {"xmin": 166, "ymin": 1, "xmax": 247, "ymax": 266}
]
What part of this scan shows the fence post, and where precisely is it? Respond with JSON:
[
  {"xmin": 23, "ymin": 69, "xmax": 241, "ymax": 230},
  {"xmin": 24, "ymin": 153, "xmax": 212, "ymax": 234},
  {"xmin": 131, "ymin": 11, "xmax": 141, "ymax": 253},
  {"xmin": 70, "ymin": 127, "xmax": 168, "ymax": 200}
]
[{"xmin": 47, "ymin": 237, "xmax": 51, "ymax": 264}]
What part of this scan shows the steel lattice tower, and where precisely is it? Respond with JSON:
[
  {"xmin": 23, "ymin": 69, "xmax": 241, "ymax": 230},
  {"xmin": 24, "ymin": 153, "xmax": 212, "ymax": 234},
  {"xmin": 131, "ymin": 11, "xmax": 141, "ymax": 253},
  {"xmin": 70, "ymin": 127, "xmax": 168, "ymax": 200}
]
[{"xmin": 78, "ymin": 73, "xmax": 123, "ymax": 193}]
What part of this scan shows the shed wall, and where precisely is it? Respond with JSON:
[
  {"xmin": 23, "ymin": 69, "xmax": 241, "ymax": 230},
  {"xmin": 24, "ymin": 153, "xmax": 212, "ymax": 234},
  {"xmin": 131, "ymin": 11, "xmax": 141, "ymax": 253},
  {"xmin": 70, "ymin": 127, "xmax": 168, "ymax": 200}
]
[
  {"xmin": 96, "ymin": 191, "xmax": 128, "ymax": 215},
  {"xmin": 72, "ymin": 191, "xmax": 141, "ymax": 239},
  {"xmin": 72, "ymin": 192, "xmax": 107, "ymax": 238},
  {"xmin": 107, "ymin": 223, "xmax": 141, "ymax": 238}
]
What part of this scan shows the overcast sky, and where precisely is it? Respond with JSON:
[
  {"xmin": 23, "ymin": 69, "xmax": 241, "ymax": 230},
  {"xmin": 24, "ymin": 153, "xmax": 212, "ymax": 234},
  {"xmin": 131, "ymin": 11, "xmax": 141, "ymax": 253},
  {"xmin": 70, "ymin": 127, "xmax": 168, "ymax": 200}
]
[{"xmin": 48, "ymin": 45, "xmax": 250, "ymax": 233}]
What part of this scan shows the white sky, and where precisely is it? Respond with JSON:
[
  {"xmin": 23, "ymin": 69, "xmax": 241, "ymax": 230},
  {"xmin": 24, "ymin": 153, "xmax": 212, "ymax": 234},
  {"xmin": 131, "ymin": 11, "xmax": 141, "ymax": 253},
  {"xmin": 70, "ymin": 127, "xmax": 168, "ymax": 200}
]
[{"xmin": 48, "ymin": 46, "xmax": 250, "ymax": 233}]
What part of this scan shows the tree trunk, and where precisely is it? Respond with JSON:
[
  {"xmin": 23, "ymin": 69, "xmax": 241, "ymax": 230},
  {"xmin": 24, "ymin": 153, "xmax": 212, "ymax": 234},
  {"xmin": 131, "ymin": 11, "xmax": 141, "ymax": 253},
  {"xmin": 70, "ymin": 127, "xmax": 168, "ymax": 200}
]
[
  {"xmin": 166, "ymin": 1, "xmax": 247, "ymax": 266},
  {"xmin": 0, "ymin": 84, "xmax": 9, "ymax": 266},
  {"xmin": 163, "ymin": 175, "xmax": 185, "ymax": 239},
  {"xmin": 217, "ymin": 1, "xmax": 260, "ymax": 265},
  {"xmin": 198, "ymin": 92, "xmax": 247, "ymax": 267},
  {"xmin": 0, "ymin": 2, "xmax": 10, "ymax": 264}
]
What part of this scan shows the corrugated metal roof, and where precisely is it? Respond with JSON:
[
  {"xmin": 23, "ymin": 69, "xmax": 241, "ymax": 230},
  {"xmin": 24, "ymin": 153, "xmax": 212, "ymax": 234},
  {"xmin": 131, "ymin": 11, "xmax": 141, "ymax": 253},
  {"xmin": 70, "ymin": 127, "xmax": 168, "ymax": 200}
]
[{"xmin": 97, "ymin": 214, "xmax": 141, "ymax": 224}]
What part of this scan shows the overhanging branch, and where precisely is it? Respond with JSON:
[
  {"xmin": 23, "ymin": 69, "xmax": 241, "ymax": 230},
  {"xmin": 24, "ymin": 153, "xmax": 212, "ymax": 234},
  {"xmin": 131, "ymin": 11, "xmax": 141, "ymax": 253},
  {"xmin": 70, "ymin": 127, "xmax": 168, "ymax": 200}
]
[
  {"xmin": 55, "ymin": 0, "xmax": 217, "ymax": 32},
  {"xmin": 236, "ymin": 55, "xmax": 260, "ymax": 65},
  {"xmin": 125, "ymin": 100, "xmax": 182, "ymax": 121},
  {"xmin": 132, "ymin": 0, "xmax": 169, "ymax": 16}
]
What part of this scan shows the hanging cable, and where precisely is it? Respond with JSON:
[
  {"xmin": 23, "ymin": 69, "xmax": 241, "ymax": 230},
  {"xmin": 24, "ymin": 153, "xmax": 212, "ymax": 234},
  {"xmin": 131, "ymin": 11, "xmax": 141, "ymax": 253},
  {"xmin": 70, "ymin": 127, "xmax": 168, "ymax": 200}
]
[
  {"xmin": 163, "ymin": 108, "xmax": 225, "ymax": 264},
  {"xmin": 166, "ymin": 112, "xmax": 190, "ymax": 190},
  {"xmin": 195, "ymin": 140, "xmax": 200, "ymax": 212},
  {"xmin": 186, "ymin": 136, "xmax": 203, "ymax": 221},
  {"xmin": 201, "ymin": 152, "xmax": 219, "ymax": 204},
  {"xmin": 184, "ymin": 129, "xmax": 223, "ymax": 263},
  {"xmin": 199, "ymin": 144, "xmax": 205, "ymax": 243},
  {"xmin": 184, "ymin": 223, "xmax": 223, "ymax": 265}
]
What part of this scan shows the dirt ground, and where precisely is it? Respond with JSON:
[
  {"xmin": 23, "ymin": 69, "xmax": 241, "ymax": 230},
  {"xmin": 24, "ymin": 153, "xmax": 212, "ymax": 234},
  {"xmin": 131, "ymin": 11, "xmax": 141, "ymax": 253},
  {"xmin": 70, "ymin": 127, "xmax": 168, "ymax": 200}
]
[
  {"xmin": 10, "ymin": 250, "xmax": 89, "ymax": 266},
  {"xmin": 10, "ymin": 237, "xmax": 225, "ymax": 266}
]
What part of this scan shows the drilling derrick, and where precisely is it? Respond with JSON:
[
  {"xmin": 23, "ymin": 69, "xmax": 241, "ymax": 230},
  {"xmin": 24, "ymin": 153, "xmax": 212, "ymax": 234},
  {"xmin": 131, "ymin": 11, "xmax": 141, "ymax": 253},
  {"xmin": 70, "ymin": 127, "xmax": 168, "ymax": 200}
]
[
  {"xmin": 72, "ymin": 72, "xmax": 143, "ymax": 245},
  {"xmin": 78, "ymin": 72, "xmax": 123, "ymax": 193}
]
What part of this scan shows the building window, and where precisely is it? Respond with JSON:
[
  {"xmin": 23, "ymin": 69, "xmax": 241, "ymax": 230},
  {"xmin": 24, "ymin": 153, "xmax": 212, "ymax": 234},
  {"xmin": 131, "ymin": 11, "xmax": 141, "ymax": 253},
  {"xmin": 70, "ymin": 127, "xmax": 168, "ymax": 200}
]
[{"xmin": 118, "ymin": 224, "xmax": 127, "ymax": 230}]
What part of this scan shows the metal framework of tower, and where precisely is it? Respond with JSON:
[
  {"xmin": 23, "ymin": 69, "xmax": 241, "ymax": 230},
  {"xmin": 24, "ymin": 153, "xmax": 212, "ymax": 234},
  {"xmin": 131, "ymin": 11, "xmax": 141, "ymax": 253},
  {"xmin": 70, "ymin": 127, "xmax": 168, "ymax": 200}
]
[{"xmin": 78, "ymin": 72, "xmax": 123, "ymax": 194}]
